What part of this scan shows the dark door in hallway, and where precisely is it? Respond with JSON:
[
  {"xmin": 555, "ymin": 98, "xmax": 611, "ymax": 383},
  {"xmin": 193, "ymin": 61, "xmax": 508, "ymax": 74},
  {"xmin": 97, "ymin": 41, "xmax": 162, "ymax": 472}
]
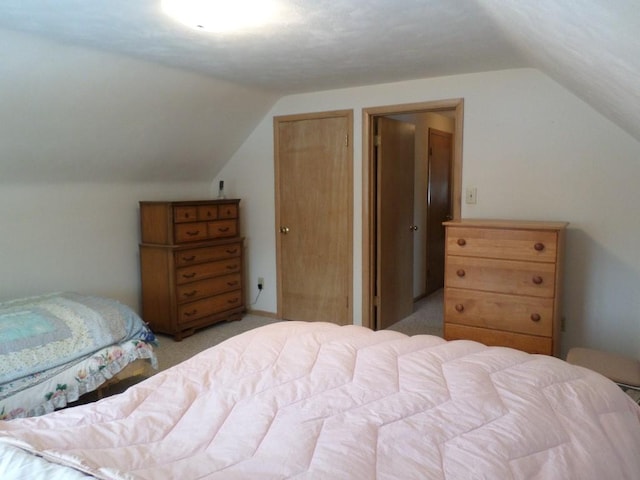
[{"xmin": 425, "ymin": 128, "xmax": 452, "ymax": 295}]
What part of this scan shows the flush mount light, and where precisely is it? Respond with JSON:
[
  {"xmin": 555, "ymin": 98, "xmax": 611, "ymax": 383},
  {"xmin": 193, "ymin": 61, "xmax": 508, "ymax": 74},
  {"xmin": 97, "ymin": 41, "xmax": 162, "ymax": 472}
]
[{"xmin": 161, "ymin": 0, "xmax": 282, "ymax": 33}]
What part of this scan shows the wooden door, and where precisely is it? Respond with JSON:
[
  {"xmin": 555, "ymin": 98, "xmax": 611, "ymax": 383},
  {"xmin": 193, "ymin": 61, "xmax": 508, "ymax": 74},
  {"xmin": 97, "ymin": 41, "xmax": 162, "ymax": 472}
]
[
  {"xmin": 376, "ymin": 117, "xmax": 415, "ymax": 330},
  {"xmin": 275, "ymin": 111, "xmax": 352, "ymax": 325},
  {"xmin": 426, "ymin": 128, "xmax": 452, "ymax": 295}
]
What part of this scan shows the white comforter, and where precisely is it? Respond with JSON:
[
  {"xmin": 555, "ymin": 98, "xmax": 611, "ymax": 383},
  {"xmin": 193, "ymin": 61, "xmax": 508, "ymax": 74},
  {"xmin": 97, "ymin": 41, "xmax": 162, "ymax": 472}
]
[{"xmin": 0, "ymin": 322, "xmax": 639, "ymax": 479}]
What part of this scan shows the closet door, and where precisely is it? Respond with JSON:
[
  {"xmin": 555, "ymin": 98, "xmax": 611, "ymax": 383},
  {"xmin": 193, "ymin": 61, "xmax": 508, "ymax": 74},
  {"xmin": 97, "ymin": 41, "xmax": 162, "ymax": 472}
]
[{"xmin": 274, "ymin": 110, "xmax": 353, "ymax": 324}]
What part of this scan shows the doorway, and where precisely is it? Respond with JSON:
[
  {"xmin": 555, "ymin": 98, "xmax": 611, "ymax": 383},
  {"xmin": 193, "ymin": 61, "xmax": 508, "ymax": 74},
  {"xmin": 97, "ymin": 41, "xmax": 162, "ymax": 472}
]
[{"xmin": 362, "ymin": 99, "xmax": 464, "ymax": 330}]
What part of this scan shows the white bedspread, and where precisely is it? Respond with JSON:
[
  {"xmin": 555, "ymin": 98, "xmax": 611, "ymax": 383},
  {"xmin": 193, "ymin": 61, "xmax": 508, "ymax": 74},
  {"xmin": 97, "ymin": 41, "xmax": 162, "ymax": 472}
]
[{"xmin": 0, "ymin": 322, "xmax": 639, "ymax": 479}]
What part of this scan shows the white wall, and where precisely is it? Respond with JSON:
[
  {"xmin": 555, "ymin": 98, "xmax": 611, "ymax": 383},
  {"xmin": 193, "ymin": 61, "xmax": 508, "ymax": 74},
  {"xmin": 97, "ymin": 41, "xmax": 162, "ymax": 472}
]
[
  {"xmin": 0, "ymin": 182, "xmax": 211, "ymax": 310},
  {"xmin": 0, "ymin": 30, "xmax": 277, "ymax": 312},
  {"xmin": 216, "ymin": 68, "xmax": 640, "ymax": 359},
  {"xmin": 0, "ymin": 29, "xmax": 278, "ymax": 183}
]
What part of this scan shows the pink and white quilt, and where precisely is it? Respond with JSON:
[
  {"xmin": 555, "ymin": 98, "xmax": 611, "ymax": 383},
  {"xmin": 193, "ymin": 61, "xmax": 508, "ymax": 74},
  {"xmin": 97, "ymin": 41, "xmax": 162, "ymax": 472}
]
[{"xmin": 0, "ymin": 321, "xmax": 638, "ymax": 479}]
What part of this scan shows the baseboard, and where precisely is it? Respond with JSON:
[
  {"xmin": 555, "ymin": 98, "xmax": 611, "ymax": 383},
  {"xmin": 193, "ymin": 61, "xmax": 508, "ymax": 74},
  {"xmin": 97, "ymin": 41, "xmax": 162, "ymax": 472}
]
[{"xmin": 246, "ymin": 308, "xmax": 279, "ymax": 319}]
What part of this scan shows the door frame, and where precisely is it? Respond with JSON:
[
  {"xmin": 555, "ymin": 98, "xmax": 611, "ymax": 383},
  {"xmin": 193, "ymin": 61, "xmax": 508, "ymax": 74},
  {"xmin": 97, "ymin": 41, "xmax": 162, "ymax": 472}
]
[
  {"xmin": 362, "ymin": 99, "xmax": 464, "ymax": 329},
  {"xmin": 274, "ymin": 109, "xmax": 354, "ymax": 321}
]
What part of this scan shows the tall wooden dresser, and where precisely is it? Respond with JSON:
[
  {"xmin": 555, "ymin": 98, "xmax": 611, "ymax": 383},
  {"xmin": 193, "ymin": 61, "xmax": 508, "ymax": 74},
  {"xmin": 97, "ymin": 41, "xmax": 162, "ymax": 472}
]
[
  {"xmin": 139, "ymin": 199, "xmax": 245, "ymax": 340},
  {"xmin": 443, "ymin": 219, "xmax": 568, "ymax": 356}
]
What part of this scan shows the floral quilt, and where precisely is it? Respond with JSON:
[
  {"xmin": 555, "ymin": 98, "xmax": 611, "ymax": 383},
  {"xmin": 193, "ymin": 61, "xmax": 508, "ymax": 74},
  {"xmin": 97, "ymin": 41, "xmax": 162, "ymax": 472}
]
[{"xmin": 0, "ymin": 292, "xmax": 157, "ymax": 420}]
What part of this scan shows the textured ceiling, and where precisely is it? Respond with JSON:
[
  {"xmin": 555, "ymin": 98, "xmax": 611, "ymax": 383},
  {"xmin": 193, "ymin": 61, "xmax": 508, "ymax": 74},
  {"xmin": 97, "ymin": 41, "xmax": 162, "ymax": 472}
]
[
  {"xmin": 0, "ymin": 0, "xmax": 527, "ymax": 93},
  {"xmin": 0, "ymin": 0, "xmax": 638, "ymax": 140}
]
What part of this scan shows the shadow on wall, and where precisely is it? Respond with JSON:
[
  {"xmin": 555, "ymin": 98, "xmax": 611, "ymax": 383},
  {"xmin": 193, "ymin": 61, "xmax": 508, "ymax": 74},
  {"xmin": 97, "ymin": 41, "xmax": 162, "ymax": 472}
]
[{"xmin": 562, "ymin": 228, "xmax": 640, "ymax": 359}]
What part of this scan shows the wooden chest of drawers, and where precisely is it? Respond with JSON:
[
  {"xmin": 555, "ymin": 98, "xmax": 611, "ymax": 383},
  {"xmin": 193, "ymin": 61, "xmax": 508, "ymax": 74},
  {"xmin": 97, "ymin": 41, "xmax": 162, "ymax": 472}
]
[
  {"xmin": 139, "ymin": 200, "xmax": 245, "ymax": 340},
  {"xmin": 443, "ymin": 219, "xmax": 567, "ymax": 356}
]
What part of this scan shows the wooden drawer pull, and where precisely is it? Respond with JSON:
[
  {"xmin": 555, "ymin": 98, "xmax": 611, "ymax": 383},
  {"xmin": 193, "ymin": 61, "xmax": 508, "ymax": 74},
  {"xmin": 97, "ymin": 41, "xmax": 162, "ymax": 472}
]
[
  {"xmin": 455, "ymin": 303, "xmax": 465, "ymax": 313},
  {"xmin": 217, "ymin": 227, "xmax": 230, "ymax": 233},
  {"xmin": 183, "ymin": 290, "xmax": 197, "ymax": 298},
  {"xmin": 186, "ymin": 230, "xmax": 200, "ymax": 236},
  {"xmin": 530, "ymin": 313, "xmax": 541, "ymax": 322},
  {"xmin": 225, "ymin": 248, "xmax": 238, "ymax": 254},
  {"xmin": 532, "ymin": 275, "xmax": 543, "ymax": 285},
  {"xmin": 226, "ymin": 264, "xmax": 238, "ymax": 270},
  {"xmin": 227, "ymin": 298, "xmax": 239, "ymax": 304},
  {"xmin": 534, "ymin": 242, "xmax": 545, "ymax": 251},
  {"xmin": 227, "ymin": 281, "xmax": 239, "ymax": 287},
  {"xmin": 182, "ymin": 255, "xmax": 196, "ymax": 262},
  {"xmin": 457, "ymin": 238, "xmax": 466, "ymax": 246},
  {"xmin": 182, "ymin": 272, "xmax": 196, "ymax": 279},
  {"xmin": 456, "ymin": 269, "xmax": 466, "ymax": 277},
  {"xmin": 184, "ymin": 309, "xmax": 197, "ymax": 317}
]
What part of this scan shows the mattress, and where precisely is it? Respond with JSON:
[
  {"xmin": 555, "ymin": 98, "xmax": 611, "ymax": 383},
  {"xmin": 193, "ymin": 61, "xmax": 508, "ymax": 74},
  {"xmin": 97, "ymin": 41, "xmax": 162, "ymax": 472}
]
[{"xmin": 0, "ymin": 321, "xmax": 638, "ymax": 479}]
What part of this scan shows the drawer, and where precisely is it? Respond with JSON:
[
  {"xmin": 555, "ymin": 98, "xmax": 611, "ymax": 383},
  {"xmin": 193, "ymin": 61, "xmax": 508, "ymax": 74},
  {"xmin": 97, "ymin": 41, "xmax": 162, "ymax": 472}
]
[
  {"xmin": 178, "ymin": 290, "xmax": 243, "ymax": 324},
  {"xmin": 445, "ymin": 256, "xmax": 556, "ymax": 297},
  {"xmin": 446, "ymin": 227, "xmax": 558, "ymax": 262},
  {"xmin": 176, "ymin": 273, "xmax": 242, "ymax": 303},
  {"xmin": 175, "ymin": 243, "xmax": 242, "ymax": 266},
  {"xmin": 176, "ymin": 257, "xmax": 241, "ymax": 284},
  {"xmin": 218, "ymin": 203, "xmax": 238, "ymax": 219},
  {"xmin": 197, "ymin": 205, "xmax": 218, "ymax": 221},
  {"xmin": 208, "ymin": 219, "xmax": 238, "ymax": 238},
  {"xmin": 173, "ymin": 206, "xmax": 198, "ymax": 223},
  {"xmin": 445, "ymin": 288, "xmax": 553, "ymax": 337},
  {"xmin": 444, "ymin": 323, "xmax": 552, "ymax": 355},
  {"xmin": 174, "ymin": 222, "xmax": 209, "ymax": 243}
]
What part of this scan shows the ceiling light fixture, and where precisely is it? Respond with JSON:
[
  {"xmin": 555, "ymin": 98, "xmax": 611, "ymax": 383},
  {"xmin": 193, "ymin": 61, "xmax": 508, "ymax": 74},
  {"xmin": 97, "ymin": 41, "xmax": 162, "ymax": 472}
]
[{"xmin": 161, "ymin": 0, "xmax": 282, "ymax": 33}]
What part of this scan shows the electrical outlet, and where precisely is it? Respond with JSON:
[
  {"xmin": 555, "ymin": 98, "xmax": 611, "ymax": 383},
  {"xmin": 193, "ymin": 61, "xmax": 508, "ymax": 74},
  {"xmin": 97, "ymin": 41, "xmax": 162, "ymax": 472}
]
[{"xmin": 257, "ymin": 277, "xmax": 264, "ymax": 290}]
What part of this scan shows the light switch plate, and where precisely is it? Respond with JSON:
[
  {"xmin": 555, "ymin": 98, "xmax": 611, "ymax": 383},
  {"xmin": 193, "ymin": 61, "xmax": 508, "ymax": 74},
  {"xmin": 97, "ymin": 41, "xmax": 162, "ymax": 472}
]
[{"xmin": 465, "ymin": 187, "xmax": 477, "ymax": 204}]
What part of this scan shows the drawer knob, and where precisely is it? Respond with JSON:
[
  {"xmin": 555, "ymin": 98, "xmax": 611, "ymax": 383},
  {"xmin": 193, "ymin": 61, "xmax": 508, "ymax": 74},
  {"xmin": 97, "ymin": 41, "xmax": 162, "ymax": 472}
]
[
  {"xmin": 227, "ymin": 297, "xmax": 239, "ymax": 305},
  {"xmin": 534, "ymin": 242, "xmax": 545, "ymax": 252},
  {"xmin": 186, "ymin": 230, "xmax": 200, "ymax": 236},
  {"xmin": 530, "ymin": 313, "xmax": 541, "ymax": 322},
  {"xmin": 183, "ymin": 290, "xmax": 197, "ymax": 298},
  {"xmin": 218, "ymin": 227, "xmax": 230, "ymax": 232},
  {"xmin": 184, "ymin": 309, "xmax": 197, "ymax": 317},
  {"xmin": 455, "ymin": 303, "xmax": 465, "ymax": 313},
  {"xmin": 182, "ymin": 255, "xmax": 196, "ymax": 262},
  {"xmin": 225, "ymin": 249, "xmax": 238, "ymax": 254},
  {"xmin": 457, "ymin": 238, "xmax": 466, "ymax": 246},
  {"xmin": 227, "ymin": 281, "xmax": 239, "ymax": 287},
  {"xmin": 456, "ymin": 269, "xmax": 466, "ymax": 278},
  {"xmin": 226, "ymin": 264, "xmax": 238, "ymax": 270},
  {"xmin": 532, "ymin": 275, "xmax": 543, "ymax": 285}
]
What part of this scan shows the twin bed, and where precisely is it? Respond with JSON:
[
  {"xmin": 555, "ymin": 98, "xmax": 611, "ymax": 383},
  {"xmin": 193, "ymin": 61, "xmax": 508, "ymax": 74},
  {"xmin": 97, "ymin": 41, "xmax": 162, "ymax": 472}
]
[
  {"xmin": 0, "ymin": 292, "xmax": 156, "ymax": 421},
  {"xmin": 0, "ymin": 319, "xmax": 639, "ymax": 479}
]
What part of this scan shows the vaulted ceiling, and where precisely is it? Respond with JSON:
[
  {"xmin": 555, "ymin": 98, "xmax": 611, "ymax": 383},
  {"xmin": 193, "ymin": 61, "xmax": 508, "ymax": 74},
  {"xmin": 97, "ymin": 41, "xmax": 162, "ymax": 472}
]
[{"xmin": 0, "ymin": 0, "xmax": 638, "ymax": 141}]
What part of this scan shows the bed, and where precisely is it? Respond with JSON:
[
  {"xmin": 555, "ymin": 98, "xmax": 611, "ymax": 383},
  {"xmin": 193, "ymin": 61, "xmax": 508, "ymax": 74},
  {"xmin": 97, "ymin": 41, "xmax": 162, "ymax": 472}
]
[
  {"xmin": 0, "ymin": 292, "xmax": 157, "ymax": 421},
  {"xmin": 0, "ymin": 321, "xmax": 638, "ymax": 479}
]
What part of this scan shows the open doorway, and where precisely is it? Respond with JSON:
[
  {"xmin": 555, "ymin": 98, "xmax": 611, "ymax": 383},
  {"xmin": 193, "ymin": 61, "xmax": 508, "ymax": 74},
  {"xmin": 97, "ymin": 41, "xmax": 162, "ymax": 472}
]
[{"xmin": 362, "ymin": 99, "xmax": 464, "ymax": 330}]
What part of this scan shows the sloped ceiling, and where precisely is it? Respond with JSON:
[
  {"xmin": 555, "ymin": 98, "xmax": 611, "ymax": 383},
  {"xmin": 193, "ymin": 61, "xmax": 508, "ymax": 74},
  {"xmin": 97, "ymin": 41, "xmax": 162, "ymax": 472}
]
[{"xmin": 0, "ymin": 0, "xmax": 638, "ymax": 184}]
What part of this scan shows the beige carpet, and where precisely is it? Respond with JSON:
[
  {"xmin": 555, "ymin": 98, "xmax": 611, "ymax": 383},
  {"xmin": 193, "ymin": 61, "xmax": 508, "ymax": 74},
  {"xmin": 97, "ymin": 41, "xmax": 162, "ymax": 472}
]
[{"xmin": 386, "ymin": 289, "xmax": 444, "ymax": 337}]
